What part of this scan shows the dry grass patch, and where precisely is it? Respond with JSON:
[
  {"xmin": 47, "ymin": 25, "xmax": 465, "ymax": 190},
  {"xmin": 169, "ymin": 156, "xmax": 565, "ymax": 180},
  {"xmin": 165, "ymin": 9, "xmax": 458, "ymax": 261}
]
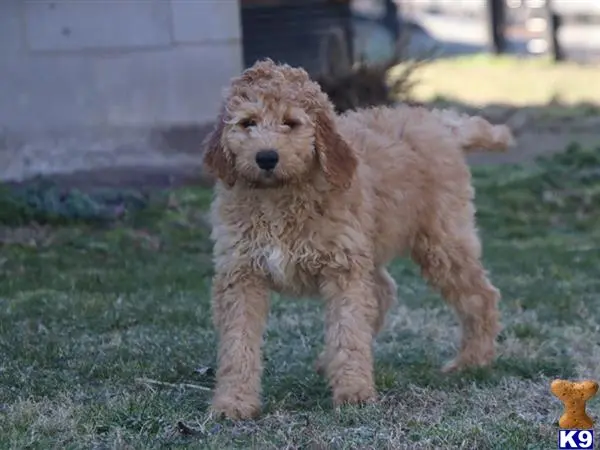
[{"xmin": 396, "ymin": 54, "xmax": 600, "ymax": 107}]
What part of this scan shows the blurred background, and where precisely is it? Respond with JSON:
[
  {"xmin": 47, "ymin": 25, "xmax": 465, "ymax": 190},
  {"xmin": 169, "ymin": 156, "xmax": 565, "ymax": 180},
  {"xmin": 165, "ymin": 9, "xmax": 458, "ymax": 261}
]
[{"xmin": 1, "ymin": 0, "xmax": 599, "ymax": 195}]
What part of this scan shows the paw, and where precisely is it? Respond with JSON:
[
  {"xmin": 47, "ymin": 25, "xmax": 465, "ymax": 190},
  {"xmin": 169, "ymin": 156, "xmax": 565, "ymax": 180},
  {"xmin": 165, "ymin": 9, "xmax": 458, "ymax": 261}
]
[
  {"xmin": 211, "ymin": 392, "xmax": 261, "ymax": 420},
  {"xmin": 442, "ymin": 357, "xmax": 471, "ymax": 373},
  {"xmin": 333, "ymin": 384, "xmax": 378, "ymax": 407},
  {"xmin": 442, "ymin": 346, "xmax": 495, "ymax": 373}
]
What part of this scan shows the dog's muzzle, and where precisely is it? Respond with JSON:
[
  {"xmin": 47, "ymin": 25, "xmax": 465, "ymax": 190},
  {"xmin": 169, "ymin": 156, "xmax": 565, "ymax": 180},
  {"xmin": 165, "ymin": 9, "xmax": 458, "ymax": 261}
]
[{"xmin": 255, "ymin": 149, "xmax": 279, "ymax": 171}]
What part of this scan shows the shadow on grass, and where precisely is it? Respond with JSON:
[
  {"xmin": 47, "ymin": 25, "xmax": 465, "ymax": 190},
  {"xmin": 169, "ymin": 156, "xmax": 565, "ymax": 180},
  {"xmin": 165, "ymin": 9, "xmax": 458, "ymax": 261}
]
[
  {"xmin": 258, "ymin": 336, "xmax": 575, "ymax": 414},
  {"xmin": 371, "ymin": 333, "xmax": 576, "ymax": 391},
  {"xmin": 379, "ymin": 355, "xmax": 575, "ymax": 392}
]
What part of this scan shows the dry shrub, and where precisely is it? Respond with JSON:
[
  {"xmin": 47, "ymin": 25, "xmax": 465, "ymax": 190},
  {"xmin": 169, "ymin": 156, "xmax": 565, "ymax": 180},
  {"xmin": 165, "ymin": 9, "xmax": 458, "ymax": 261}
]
[{"xmin": 316, "ymin": 35, "xmax": 429, "ymax": 113}]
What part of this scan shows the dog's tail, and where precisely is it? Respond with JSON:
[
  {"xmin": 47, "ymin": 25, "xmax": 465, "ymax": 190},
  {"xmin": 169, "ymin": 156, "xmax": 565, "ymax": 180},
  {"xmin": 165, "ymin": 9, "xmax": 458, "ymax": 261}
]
[{"xmin": 431, "ymin": 108, "xmax": 515, "ymax": 152}]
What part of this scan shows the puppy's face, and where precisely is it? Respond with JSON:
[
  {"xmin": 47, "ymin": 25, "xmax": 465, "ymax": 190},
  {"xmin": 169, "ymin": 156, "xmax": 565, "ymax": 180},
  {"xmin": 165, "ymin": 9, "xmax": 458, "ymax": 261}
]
[
  {"xmin": 221, "ymin": 98, "xmax": 317, "ymax": 188},
  {"xmin": 203, "ymin": 60, "xmax": 357, "ymax": 190}
]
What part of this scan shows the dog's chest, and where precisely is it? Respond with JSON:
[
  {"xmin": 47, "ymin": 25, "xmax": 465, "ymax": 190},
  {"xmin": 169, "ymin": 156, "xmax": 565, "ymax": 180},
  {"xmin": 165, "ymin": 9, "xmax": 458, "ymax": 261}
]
[
  {"xmin": 234, "ymin": 207, "xmax": 325, "ymax": 293},
  {"xmin": 251, "ymin": 234, "xmax": 322, "ymax": 294},
  {"xmin": 215, "ymin": 194, "xmax": 350, "ymax": 295},
  {"xmin": 262, "ymin": 244, "xmax": 289, "ymax": 283}
]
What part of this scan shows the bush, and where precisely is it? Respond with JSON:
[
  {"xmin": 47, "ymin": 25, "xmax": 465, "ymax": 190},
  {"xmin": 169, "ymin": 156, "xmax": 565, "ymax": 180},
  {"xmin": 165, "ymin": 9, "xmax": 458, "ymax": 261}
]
[
  {"xmin": 316, "ymin": 39, "xmax": 427, "ymax": 113},
  {"xmin": 0, "ymin": 178, "xmax": 151, "ymax": 226}
]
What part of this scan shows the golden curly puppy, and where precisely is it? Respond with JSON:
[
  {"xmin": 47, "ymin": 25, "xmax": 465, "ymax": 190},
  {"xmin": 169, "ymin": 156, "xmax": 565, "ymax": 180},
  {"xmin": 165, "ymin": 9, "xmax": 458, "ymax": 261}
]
[{"xmin": 203, "ymin": 59, "xmax": 513, "ymax": 420}]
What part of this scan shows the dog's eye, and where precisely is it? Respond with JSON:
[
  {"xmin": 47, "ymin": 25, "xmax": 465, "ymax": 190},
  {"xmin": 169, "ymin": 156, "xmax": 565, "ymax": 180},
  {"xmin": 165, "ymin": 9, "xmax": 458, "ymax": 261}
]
[
  {"xmin": 283, "ymin": 118, "xmax": 300, "ymax": 129},
  {"xmin": 239, "ymin": 118, "xmax": 256, "ymax": 129}
]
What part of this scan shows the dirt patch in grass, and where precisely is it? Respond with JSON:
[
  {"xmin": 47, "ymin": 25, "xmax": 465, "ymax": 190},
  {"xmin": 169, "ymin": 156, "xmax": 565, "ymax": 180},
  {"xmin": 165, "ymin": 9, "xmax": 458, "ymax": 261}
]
[{"xmin": 1, "ymin": 144, "xmax": 600, "ymax": 448}]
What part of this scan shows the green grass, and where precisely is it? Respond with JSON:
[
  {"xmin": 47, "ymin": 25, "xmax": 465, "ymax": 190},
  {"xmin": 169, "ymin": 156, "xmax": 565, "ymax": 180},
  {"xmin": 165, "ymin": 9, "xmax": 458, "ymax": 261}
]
[
  {"xmin": 1, "ymin": 145, "xmax": 600, "ymax": 449},
  {"xmin": 392, "ymin": 54, "xmax": 600, "ymax": 107}
]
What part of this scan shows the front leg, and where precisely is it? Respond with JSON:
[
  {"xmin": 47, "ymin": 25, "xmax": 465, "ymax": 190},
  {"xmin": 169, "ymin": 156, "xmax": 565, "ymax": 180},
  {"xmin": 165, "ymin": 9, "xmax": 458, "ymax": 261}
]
[
  {"xmin": 320, "ymin": 271, "xmax": 378, "ymax": 406},
  {"xmin": 210, "ymin": 269, "xmax": 270, "ymax": 420}
]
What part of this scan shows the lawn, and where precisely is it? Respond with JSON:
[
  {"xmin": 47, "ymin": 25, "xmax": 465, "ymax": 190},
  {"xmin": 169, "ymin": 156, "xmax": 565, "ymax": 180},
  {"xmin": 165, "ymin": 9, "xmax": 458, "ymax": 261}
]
[
  {"xmin": 1, "ymin": 142, "xmax": 599, "ymax": 449},
  {"xmin": 400, "ymin": 54, "xmax": 600, "ymax": 107}
]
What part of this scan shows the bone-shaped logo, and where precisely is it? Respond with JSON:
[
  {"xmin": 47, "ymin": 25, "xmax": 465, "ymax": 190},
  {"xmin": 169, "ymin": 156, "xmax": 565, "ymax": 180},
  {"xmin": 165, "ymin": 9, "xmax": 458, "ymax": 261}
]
[{"xmin": 551, "ymin": 379, "xmax": 599, "ymax": 430}]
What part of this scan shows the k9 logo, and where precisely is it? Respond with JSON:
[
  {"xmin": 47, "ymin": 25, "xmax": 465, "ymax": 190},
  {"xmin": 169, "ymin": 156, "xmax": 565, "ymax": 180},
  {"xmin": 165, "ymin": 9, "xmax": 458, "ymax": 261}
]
[{"xmin": 558, "ymin": 430, "xmax": 594, "ymax": 449}]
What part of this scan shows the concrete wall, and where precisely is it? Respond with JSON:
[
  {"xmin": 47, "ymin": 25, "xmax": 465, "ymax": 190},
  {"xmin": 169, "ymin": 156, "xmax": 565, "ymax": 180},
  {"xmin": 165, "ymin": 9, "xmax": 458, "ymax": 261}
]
[{"xmin": 0, "ymin": 0, "xmax": 243, "ymax": 182}]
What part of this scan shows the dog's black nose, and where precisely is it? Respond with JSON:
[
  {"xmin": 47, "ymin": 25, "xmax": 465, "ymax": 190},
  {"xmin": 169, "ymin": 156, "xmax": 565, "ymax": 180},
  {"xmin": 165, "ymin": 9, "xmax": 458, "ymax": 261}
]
[{"xmin": 255, "ymin": 149, "xmax": 279, "ymax": 170}]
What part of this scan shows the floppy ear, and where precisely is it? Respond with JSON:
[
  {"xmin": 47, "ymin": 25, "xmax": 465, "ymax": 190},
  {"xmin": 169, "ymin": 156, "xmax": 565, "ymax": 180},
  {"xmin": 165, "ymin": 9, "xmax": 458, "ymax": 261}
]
[
  {"xmin": 202, "ymin": 108, "xmax": 237, "ymax": 188},
  {"xmin": 314, "ymin": 110, "xmax": 357, "ymax": 189}
]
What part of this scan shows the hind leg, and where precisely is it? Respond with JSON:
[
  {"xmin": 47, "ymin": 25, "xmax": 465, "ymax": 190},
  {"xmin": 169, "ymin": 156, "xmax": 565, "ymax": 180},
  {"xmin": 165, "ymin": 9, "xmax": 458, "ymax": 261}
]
[
  {"xmin": 412, "ymin": 216, "xmax": 501, "ymax": 372},
  {"xmin": 316, "ymin": 267, "xmax": 396, "ymax": 374},
  {"xmin": 372, "ymin": 267, "xmax": 397, "ymax": 335}
]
